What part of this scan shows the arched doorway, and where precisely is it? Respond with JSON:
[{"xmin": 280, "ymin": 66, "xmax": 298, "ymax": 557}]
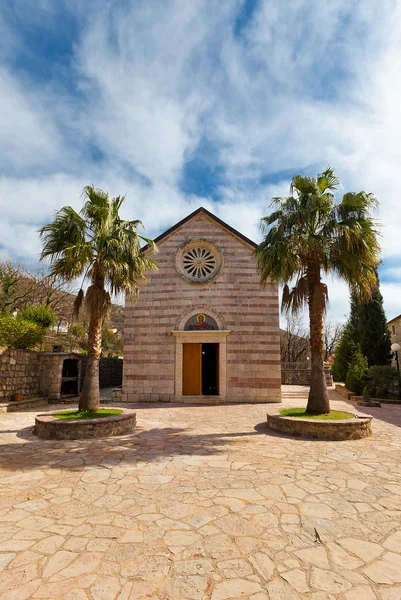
[
  {"xmin": 182, "ymin": 314, "xmax": 219, "ymax": 395},
  {"xmin": 173, "ymin": 311, "xmax": 230, "ymax": 399}
]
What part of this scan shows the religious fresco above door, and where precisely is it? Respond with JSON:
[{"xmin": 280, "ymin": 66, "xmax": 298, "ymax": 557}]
[{"xmin": 184, "ymin": 314, "xmax": 218, "ymax": 331}]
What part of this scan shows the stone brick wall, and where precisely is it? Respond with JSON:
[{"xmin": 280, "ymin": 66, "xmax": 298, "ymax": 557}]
[
  {"xmin": 123, "ymin": 211, "xmax": 281, "ymax": 403},
  {"xmin": 0, "ymin": 348, "xmax": 39, "ymax": 401}
]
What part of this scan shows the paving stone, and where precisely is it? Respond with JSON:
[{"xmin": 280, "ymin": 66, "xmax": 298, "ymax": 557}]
[
  {"xmin": 363, "ymin": 552, "xmax": 401, "ymax": 584},
  {"xmin": 295, "ymin": 546, "xmax": 330, "ymax": 569},
  {"xmin": 32, "ymin": 535, "xmax": 65, "ymax": 555},
  {"xmin": 249, "ymin": 552, "xmax": 275, "ymax": 579},
  {"xmin": 42, "ymin": 550, "xmax": 78, "ymax": 577},
  {"xmin": 211, "ymin": 578, "xmax": 263, "ymax": 599},
  {"xmin": 0, "ymin": 553, "xmax": 15, "ymax": 572},
  {"xmin": 1, "ymin": 389, "xmax": 401, "ymax": 599},
  {"xmin": 281, "ymin": 569, "xmax": 309, "ymax": 593},
  {"xmin": 266, "ymin": 579, "xmax": 301, "ymax": 599},
  {"xmin": 90, "ymin": 576, "xmax": 121, "ymax": 600},
  {"xmin": 310, "ymin": 567, "xmax": 354, "ymax": 594},
  {"xmin": 337, "ymin": 538, "xmax": 383, "ymax": 562},
  {"xmin": 383, "ymin": 530, "xmax": 401, "ymax": 552},
  {"xmin": 217, "ymin": 558, "xmax": 253, "ymax": 578},
  {"xmin": 345, "ymin": 586, "xmax": 377, "ymax": 600}
]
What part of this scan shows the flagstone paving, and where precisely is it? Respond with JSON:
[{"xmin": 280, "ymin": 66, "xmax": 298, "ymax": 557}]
[{"xmin": 0, "ymin": 386, "xmax": 401, "ymax": 599}]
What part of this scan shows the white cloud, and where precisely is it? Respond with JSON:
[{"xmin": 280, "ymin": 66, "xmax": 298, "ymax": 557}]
[{"xmin": 1, "ymin": 0, "xmax": 400, "ymax": 326}]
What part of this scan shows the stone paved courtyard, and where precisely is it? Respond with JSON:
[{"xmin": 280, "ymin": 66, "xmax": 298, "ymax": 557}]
[{"xmin": 0, "ymin": 387, "xmax": 401, "ymax": 600}]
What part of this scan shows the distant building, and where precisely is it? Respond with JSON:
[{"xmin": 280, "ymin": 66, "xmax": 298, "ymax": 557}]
[{"xmin": 388, "ymin": 313, "xmax": 401, "ymax": 367}]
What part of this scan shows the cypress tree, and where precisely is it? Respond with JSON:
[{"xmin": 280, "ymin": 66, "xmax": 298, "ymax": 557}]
[{"xmin": 350, "ymin": 283, "xmax": 391, "ymax": 367}]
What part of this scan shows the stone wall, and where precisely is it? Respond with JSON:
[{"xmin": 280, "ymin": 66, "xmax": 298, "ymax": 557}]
[
  {"xmin": 0, "ymin": 348, "xmax": 39, "ymax": 401},
  {"xmin": 123, "ymin": 211, "xmax": 281, "ymax": 404},
  {"xmin": 99, "ymin": 358, "xmax": 123, "ymax": 388},
  {"xmin": 281, "ymin": 365, "xmax": 333, "ymax": 386},
  {"xmin": 80, "ymin": 357, "xmax": 123, "ymax": 389}
]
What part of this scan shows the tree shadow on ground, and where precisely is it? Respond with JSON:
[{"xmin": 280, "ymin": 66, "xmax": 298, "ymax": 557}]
[{"xmin": 0, "ymin": 424, "xmax": 264, "ymax": 472}]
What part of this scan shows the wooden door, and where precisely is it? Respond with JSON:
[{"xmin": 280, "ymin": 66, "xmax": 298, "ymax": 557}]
[{"xmin": 183, "ymin": 343, "xmax": 202, "ymax": 395}]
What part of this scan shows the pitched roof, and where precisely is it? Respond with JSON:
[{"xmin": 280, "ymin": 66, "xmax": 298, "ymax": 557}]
[
  {"xmin": 388, "ymin": 313, "xmax": 401, "ymax": 325},
  {"xmin": 143, "ymin": 206, "xmax": 257, "ymax": 251}
]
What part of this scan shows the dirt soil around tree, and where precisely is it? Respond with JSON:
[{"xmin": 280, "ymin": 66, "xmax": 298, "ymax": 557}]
[{"xmin": 0, "ymin": 386, "xmax": 400, "ymax": 599}]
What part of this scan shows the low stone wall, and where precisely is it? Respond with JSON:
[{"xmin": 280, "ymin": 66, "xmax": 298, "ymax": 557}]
[
  {"xmin": 282, "ymin": 366, "xmax": 333, "ymax": 386},
  {"xmin": 0, "ymin": 348, "xmax": 39, "ymax": 402},
  {"xmin": 0, "ymin": 396, "xmax": 48, "ymax": 413},
  {"xmin": 34, "ymin": 408, "xmax": 136, "ymax": 440},
  {"xmin": 267, "ymin": 413, "xmax": 372, "ymax": 440}
]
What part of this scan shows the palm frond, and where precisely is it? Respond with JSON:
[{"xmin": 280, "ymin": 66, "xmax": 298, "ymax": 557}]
[
  {"xmin": 281, "ymin": 277, "xmax": 309, "ymax": 315},
  {"xmin": 86, "ymin": 285, "xmax": 111, "ymax": 319},
  {"xmin": 73, "ymin": 289, "xmax": 85, "ymax": 318}
]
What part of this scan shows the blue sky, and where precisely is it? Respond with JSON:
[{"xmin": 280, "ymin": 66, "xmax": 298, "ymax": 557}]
[{"xmin": 1, "ymin": 0, "xmax": 400, "ymax": 322}]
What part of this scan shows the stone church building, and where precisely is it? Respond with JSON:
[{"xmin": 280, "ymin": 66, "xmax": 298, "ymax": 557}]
[{"xmin": 122, "ymin": 207, "xmax": 281, "ymax": 404}]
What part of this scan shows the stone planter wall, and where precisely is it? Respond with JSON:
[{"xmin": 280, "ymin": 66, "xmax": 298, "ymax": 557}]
[
  {"xmin": 34, "ymin": 408, "xmax": 136, "ymax": 440},
  {"xmin": 0, "ymin": 348, "xmax": 39, "ymax": 401},
  {"xmin": 267, "ymin": 413, "xmax": 372, "ymax": 440}
]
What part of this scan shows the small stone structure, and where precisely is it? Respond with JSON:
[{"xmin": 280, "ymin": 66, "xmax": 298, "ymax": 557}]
[
  {"xmin": 34, "ymin": 408, "xmax": 136, "ymax": 440},
  {"xmin": 0, "ymin": 349, "xmax": 121, "ymax": 404},
  {"xmin": 38, "ymin": 353, "xmax": 83, "ymax": 401},
  {"xmin": 267, "ymin": 413, "xmax": 372, "ymax": 440}
]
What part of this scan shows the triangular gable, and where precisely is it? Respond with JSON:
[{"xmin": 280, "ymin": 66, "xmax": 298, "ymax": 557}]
[{"xmin": 143, "ymin": 207, "xmax": 257, "ymax": 251}]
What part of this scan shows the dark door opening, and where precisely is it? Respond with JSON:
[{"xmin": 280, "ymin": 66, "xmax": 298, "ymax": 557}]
[
  {"xmin": 61, "ymin": 358, "xmax": 79, "ymax": 396},
  {"xmin": 202, "ymin": 343, "xmax": 219, "ymax": 395},
  {"xmin": 61, "ymin": 379, "xmax": 78, "ymax": 395},
  {"xmin": 62, "ymin": 359, "xmax": 78, "ymax": 378}
]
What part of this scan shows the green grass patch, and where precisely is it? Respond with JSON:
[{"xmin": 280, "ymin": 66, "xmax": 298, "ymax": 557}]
[
  {"xmin": 51, "ymin": 409, "xmax": 123, "ymax": 420},
  {"xmin": 280, "ymin": 408, "xmax": 354, "ymax": 420}
]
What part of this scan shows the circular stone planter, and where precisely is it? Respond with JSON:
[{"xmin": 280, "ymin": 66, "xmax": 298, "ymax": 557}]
[
  {"xmin": 34, "ymin": 408, "xmax": 136, "ymax": 440},
  {"xmin": 267, "ymin": 413, "xmax": 372, "ymax": 440}
]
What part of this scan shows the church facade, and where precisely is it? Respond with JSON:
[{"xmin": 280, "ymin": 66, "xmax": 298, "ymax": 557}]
[{"xmin": 122, "ymin": 207, "xmax": 281, "ymax": 404}]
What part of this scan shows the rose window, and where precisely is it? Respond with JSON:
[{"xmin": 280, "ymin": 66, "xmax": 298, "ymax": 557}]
[
  {"xmin": 176, "ymin": 239, "xmax": 222, "ymax": 283},
  {"xmin": 183, "ymin": 247, "xmax": 216, "ymax": 279}
]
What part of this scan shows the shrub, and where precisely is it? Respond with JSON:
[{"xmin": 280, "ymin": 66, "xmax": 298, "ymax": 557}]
[
  {"xmin": 0, "ymin": 314, "xmax": 45, "ymax": 349},
  {"xmin": 331, "ymin": 323, "xmax": 356, "ymax": 382},
  {"xmin": 362, "ymin": 385, "xmax": 370, "ymax": 400},
  {"xmin": 345, "ymin": 347, "xmax": 368, "ymax": 395},
  {"xmin": 365, "ymin": 365, "xmax": 399, "ymax": 399},
  {"xmin": 17, "ymin": 305, "xmax": 56, "ymax": 329}
]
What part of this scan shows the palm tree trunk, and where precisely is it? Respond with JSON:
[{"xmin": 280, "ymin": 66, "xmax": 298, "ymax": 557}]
[
  {"xmin": 79, "ymin": 310, "xmax": 102, "ymax": 411},
  {"xmin": 306, "ymin": 265, "xmax": 330, "ymax": 414}
]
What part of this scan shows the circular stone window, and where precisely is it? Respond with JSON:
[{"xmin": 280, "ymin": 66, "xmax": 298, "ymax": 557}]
[{"xmin": 176, "ymin": 239, "xmax": 222, "ymax": 284}]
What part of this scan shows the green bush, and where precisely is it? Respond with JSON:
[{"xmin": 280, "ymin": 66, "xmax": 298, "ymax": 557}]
[
  {"xmin": 331, "ymin": 323, "xmax": 356, "ymax": 382},
  {"xmin": 365, "ymin": 365, "xmax": 399, "ymax": 399},
  {"xmin": 0, "ymin": 314, "xmax": 45, "ymax": 349},
  {"xmin": 362, "ymin": 385, "xmax": 370, "ymax": 400},
  {"xmin": 17, "ymin": 305, "xmax": 56, "ymax": 329},
  {"xmin": 345, "ymin": 347, "xmax": 368, "ymax": 395}
]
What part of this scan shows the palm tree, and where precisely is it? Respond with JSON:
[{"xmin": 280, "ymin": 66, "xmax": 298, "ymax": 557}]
[
  {"xmin": 39, "ymin": 186, "xmax": 157, "ymax": 411},
  {"xmin": 256, "ymin": 167, "xmax": 381, "ymax": 413}
]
